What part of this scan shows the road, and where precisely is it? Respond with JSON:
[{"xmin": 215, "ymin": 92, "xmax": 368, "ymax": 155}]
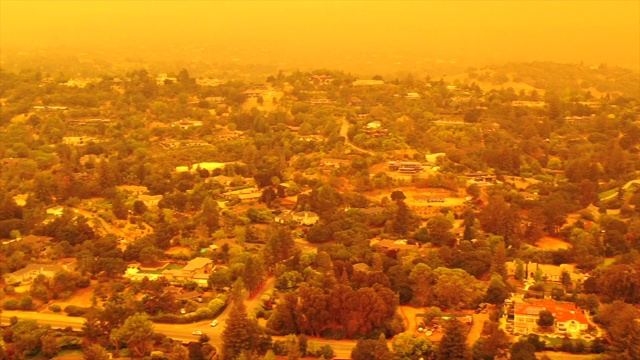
[
  {"xmin": 538, "ymin": 352, "xmax": 597, "ymax": 360},
  {"xmin": 1, "ymin": 276, "xmax": 357, "ymax": 357},
  {"xmin": 339, "ymin": 117, "xmax": 375, "ymax": 155},
  {"xmin": 0, "ymin": 310, "xmax": 210, "ymax": 343}
]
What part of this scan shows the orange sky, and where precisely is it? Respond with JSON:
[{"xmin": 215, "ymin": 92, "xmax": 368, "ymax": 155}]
[{"xmin": 1, "ymin": 1, "xmax": 638, "ymax": 69}]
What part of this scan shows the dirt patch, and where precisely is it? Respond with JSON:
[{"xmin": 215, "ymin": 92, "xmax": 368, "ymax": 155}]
[
  {"xmin": 165, "ymin": 246, "xmax": 191, "ymax": 256},
  {"xmin": 536, "ymin": 236, "xmax": 571, "ymax": 250},
  {"xmin": 503, "ymin": 176, "xmax": 540, "ymax": 190},
  {"xmin": 47, "ymin": 281, "xmax": 96, "ymax": 311},
  {"xmin": 399, "ymin": 305, "xmax": 423, "ymax": 331}
]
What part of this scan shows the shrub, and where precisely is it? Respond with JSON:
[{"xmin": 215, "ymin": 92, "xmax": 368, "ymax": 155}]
[
  {"xmin": 307, "ymin": 342, "xmax": 335, "ymax": 358},
  {"xmin": 19, "ymin": 295, "xmax": 34, "ymax": 310},
  {"xmin": 207, "ymin": 294, "xmax": 228, "ymax": 317},
  {"xmin": 578, "ymin": 210, "xmax": 595, "ymax": 221},
  {"xmin": 49, "ymin": 304, "xmax": 62, "ymax": 312},
  {"xmin": 153, "ymin": 307, "xmax": 215, "ymax": 324},
  {"xmin": 3, "ymin": 299, "xmax": 20, "ymax": 310},
  {"xmin": 64, "ymin": 305, "xmax": 89, "ymax": 317}
]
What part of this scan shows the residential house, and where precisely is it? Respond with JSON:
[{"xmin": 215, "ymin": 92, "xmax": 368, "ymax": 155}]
[
  {"xmin": 216, "ymin": 129, "xmax": 245, "ymax": 141},
  {"xmin": 292, "ymin": 211, "xmax": 319, "ymax": 226},
  {"xmin": 162, "ymin": 257, "xmax": 214, "ymax": 287},
  {"xmin": 511, "ymin": 100, "xmax": 546, "ymax": 108},
  {"xmin": 67, "ymin": 118, "xmax": 112, "ymax": 125},
  {"xmin": 513, "ymin": 299, "xmax": 589, "ymax": 337},
  {"xmin": 309, "ymin": 74, "xmax": 334, "ymax": 85},
  {"xmin": 505, "ymin": 261, "xmax": 585, "ymax": 283},
  {"xmin": 33, "ymin": 106, "xmax": 69, "ymax": 112},
  {"xmin": 118, "ymin": 185, "xmax": 150, "ymax": 196},
  {"xmin": 388, "ymin": 161, "xmax": 423, "ymax": 174},
  {"xmin": 309, "ymin": 98, "xmax": 333, "ymax": 105},
  {"xmin": 320, "ymin": 158, "xmax": 351, "ymax": 168},
  {"xmin": 275, "ymin": 210, "xmax": 319, "ymax": 226},
  {"xmin": 63, "ymin": 136, "xmax": 102, "ymax": 146},
  {"xmin": 370, "ymin": 238, "xmax": 420, "ymax": 252},
  {"xmin": 204, "ymin": 96, "xmax": 226, "ymax": 104},
  {"xmin": 424, "ymin": 153, "xmax": 446, "ymax": 164},
  {"xmin": 465, "ymin": 173, "xmax": 497, "ymax": 183},
  {"xmin": 176, "ymin": 162, "xmax": 226, "ymax": 174},
  {"xmin": 46, "ymin": 206, "xmax": 65, "ymax": 217},
  {"xmin": 274, "ymin": 210, "xmax": 295, "ymax": 224},
  {"xmin": 352, "ymin": 263, "xmax": 371, "ymax": 273},
  {"xmin": 223, "ymin": 187, "xmax": 261, "ymax": 202},
  {"xmin": 353, "ymin": 79, "xmax": 385, "ymax": 86},
  {"xmin": 138, "ymin": 194, "xmax": 163, "ymax": 208},
  {"xmin": 171, "ymin": 120, "xmax": 203, "ymax": 129},
  {"xmin": 366, "ymin": 121, "xmax": 382, "ymax": 130},
  {"xmin": 6, "ymin": 263, "xmax": 67, "ymax": 285},
  {"xmin": 197, "ymin": 78, "xmax": 221, "ymax": 87},
  {"xmin": 298, "ymin": 135, "xmax": 325, "ymax": 142},
  {"xmin": 564, "ymin": 115, "xmax": 595, "ymax": 123},
  {"xmin": 243, "ymin": 89, "xmax": 266, "ymax": 99},
  {"xmin": 405, "ymin": 92, "xmax": 420, "ymax": 99},
  {"xmin": 156, "ymin": 74, "xmax": 178, "ymax": 85}
]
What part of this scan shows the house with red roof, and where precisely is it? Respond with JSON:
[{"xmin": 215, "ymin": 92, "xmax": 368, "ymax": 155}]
[{"xmin": 514, "ymin": 299, "xmax": 589, "ymax": 338}]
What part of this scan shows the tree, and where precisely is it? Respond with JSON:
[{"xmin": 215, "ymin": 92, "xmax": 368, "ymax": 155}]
[
  {"xmin": 597, "ymin": 301, "xmax": 640, "ymax": 359},
  {"xmin": 286, "ymin": 335, "xmax": 301, "ymax": 360},
  {"xmin": 11, "ymin": 319, "xmax": 48, "ymax": 355},
  {"xmin": 222, "ymin": 301, "xmax": 254, "ymax": 360},
  {"xmin": 84, "ymin": 344, "xmax": 111, "ymax": 360},
  {"xmin": 438, "ymin": 319, "xmax": 469, "ymax": 360},
  {"xmin": 426, "ymin": 215, "xmax": 455, "ymax": 246},
  {"xmin": 485, "ymin": 273, "xmax": 509, "ymax": 305},
  {"xmin": 409, "ymin": 263, "xmax": 435, "ymax": 306},
  {"xmin": 597, "ymin": 262, "xmax": 640, "ymax": 303},
  {"xmin": 41, "ymin": 333, "xmax": 59, "ymax": 357},
  {"xmin": 478, "ymin": 195, "xmax": 522, "ymax": 247},
  {"xmin": 112, "ymin": 312, "xmax": 155, "ymax": 357},
  {"xmin": 373, "ymin": 334, "xmax": 393, "ymax": 360},
  {"xmin": 169, "ymin": 343, "xmax": 189, "ymax": 360},
  {"xmin": 351, "ymin": 339, "xmax": 378, "ymax": 360},
  {"xmin": 510, "ymin": 339, "xmax": 537, "ymax": 360},
  {"xmin": 537, "ymin": 310, "xmax": 555, "ymax": 328},
  {"xmin": 243, "ymin": 256, "xmax": 266, "ymax": 295},
  {"xmin": 514, "ymin": 259, "xmax": 525, "ymax": 280},
  {"xmin": 433, "ymin": 267, "xmax": 486, "ymax": 310},
  {"xmin": 188, "ymin": 342, "xmax": 204, "ymax": 360},
  {"xmin": 263, "ymin": 225, "xmax": 295, "ymax": 269},
  {"xmin": 392, "ymin": 332, "xmax": 434, "ymax": 360}
]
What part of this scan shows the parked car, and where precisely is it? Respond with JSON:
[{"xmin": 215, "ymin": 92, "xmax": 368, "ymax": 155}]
[{"xmin": 211, "ymin": 320, "xmax": 218, "ymax": 327}]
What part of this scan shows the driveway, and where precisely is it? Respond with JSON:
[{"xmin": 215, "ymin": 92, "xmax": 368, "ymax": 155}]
[{"xmin": 467, "ymin": 311, "xmax": 490, "ymax": 346}]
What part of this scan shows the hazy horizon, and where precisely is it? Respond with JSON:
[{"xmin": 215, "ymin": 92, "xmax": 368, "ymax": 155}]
[{"xmin": 1, "ymin": 0, "xmax": 639, "ymax": 71}]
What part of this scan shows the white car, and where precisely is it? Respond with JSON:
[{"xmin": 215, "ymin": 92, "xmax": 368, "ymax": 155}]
[
  {"xmin": 192, "ymin": 330, "xmax": 203, "ymax": 336},
  {"xmin": 211, "ymin": 320, "xmax": 219, "ymax": 327}
]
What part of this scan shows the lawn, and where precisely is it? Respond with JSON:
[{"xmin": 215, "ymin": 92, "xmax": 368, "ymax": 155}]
[
  {"xmin": 598, "ymin": 188, "xmax": 618, "ymax": 200},
  {"xmin": 540, "ymin": 335, "xmax": 593, "ymax": 349},
  {"xmin": 536, "ymin": 236, "xmax": 571, "ymax": 250},
  {"xmin": 144, "ymin": 263, "xmax": 183, "ymax": 275}
]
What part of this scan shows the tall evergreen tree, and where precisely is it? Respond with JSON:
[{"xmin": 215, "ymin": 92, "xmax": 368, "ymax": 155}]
[
  {"xmin": 438, "ymin": 319, "xmax": 469, "ymax": 360},
  {"xmin": 373, "ymin": 334, "xmax": 393, "ymax": 360},
  {"xmin": 222, "ymin": 300, "xmax": 263, "ymax": 360}
]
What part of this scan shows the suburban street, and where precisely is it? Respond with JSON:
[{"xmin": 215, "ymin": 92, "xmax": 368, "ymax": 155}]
[{"xmin": 0, "ymin": 275, "xmax": 357, "ymax": 358}]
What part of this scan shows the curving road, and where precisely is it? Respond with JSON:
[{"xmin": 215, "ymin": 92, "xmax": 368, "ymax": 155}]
[{"xmin": 339, "ymin": 117, "xmax": 375, "ymax": 155}]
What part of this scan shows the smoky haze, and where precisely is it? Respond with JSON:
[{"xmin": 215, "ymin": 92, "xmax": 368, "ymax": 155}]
[{"xmin": 1, "ymin": 0, "xmax": 639, "ymax": 71}]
